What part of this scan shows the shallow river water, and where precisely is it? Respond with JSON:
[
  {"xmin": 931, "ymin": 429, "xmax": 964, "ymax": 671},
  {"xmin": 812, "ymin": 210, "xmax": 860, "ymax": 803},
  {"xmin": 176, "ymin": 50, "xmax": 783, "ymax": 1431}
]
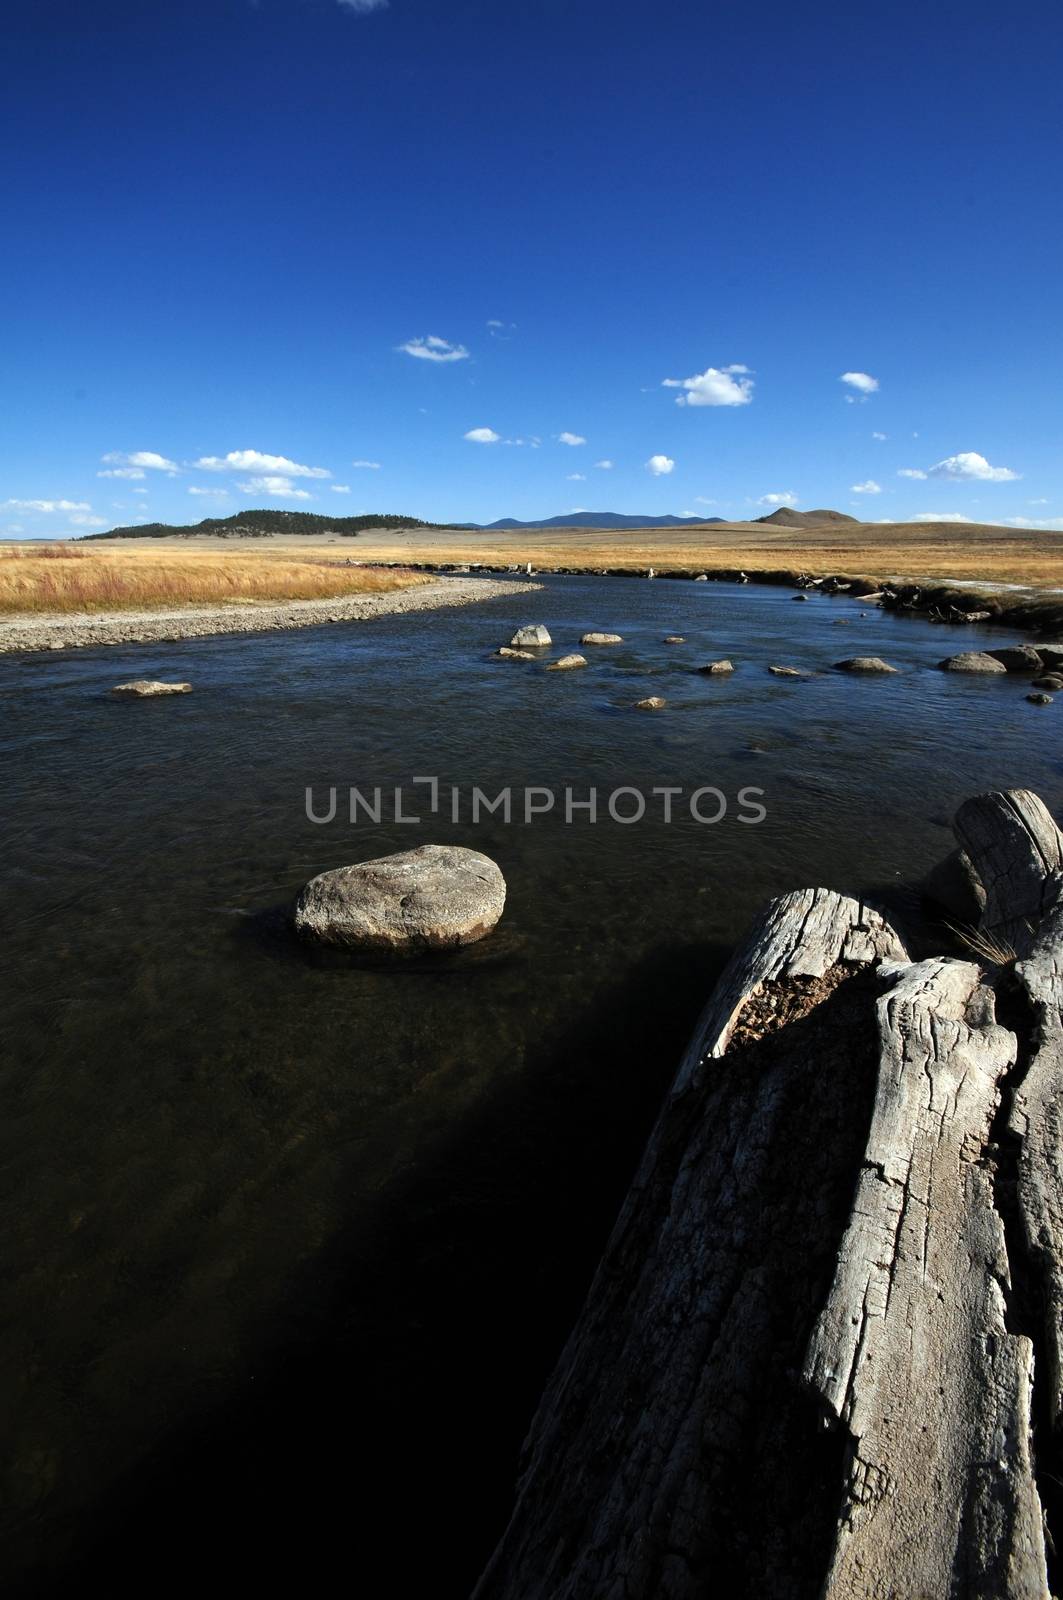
[{"xmin": 3, "ymin": 575, "xmax": 1061, "ymax": 1594}]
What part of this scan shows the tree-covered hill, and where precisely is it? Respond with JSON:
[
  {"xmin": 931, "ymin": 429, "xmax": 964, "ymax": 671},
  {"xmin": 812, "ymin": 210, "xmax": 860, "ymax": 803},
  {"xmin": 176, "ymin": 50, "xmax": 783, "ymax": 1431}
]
[{"xmin": 82, "ymin": 509, "xmax": 441, "ymax": 540}]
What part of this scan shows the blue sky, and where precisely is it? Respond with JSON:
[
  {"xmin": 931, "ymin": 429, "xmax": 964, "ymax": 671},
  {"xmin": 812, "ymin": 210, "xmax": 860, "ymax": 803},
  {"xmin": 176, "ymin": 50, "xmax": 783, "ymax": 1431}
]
[{"xmin": 3, "ymin": 0, "xmax": 1061, "ymax": 536}]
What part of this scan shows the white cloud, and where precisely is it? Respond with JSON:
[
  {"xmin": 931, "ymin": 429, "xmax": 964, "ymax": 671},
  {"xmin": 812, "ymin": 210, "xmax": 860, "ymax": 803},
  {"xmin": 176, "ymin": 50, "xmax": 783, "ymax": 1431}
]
[
  {"xmin": 3, "ymin": 498, "xmax": 92, "ymax": 512},
  {"xmin": 662, "ymin": 363, "xmax": 753, "ymax": 407},
  {"xmin": 97, "ymin": 466, "xmax": 146, "ymax": 480},
  {"xmin": 68, "ymin": 513, "xmax": 108, "ymax": 528},
  {"xmin": 238, "ymin": 476, "xmax": 313, "ymax": 501},
  {"xmin": 1030, "ymin": 497, "xmax": 1049, "ymax": 505},
  {"xmin": 1008, "ymin": 516, "xmax": 1063, "ymax": 530},
  {"xmin": 566, "ymin": 473, "xmax": 586, "ymax": 481},
  {"xmin": 101, "ymin": 450, "xmax": 178, "ymax": 474},
  {"xmin": 840, "ymin": 371, "xmax": 879, "ymax": 395},
  {"xmin": 464, "ymin": 427, "xmax": 500, "ymax": 444},
  {"xmin": 909, "ymin": 512, "xmax": 972, "ymax": 523},
  {"xmin": 195, "ymin": 449, "xmax": 330, "ymax": 479},
  {"xmin": 694, "ymin": 496, "xmax": 717, "ymax": 505},
  {"xmin": 337, "ymin": 0, "xmax": 388, "ymax": 11},
  {"xmin": 398, "ymin": 335, "xmax": 469, "ymax": 363},
  {"xmin": 872, "ymin": 431, "xmax": 888, "ymax": 441},
  {"xmin": 486, "ymin": 319, "xmax": 516, "ymax": 338},
  {"xmin": 351, "ymin": 459, "xmax": 381, "ymax": 470},
  {"xmin": 646, "ymin": 454, "xmax": 675, "ymax": 476},
  {"xmin": 558, "ymin": 431, "xmax": 587, "ymax": 445},
  {"xmin": 594, "ymin": 459, "xmax": 613, "ymax": 469},
  {"xmin": 758, "ymin": 492, "xmax": 798, "ymax": 507},
  {"xmin": 188, "ymin": 486, "xmax": 230, "ymax": 497},
  {"xmin": 331, "ymin": 484, "xmax": 352, "ymax": 494},
  {"xmin": 897, "ymin": 467, "xmax": 927, "ymax": 480},
  {"xmin": 132, "ymin": 487, "xmax": 149, "ymax": 495},
  {"xmin": 851, "ymin": 480, "xmax": 882, "ymax": 495},
  {"xmin": 928, "ymin": 451, "xmax": 1019, "ymax": 482}
]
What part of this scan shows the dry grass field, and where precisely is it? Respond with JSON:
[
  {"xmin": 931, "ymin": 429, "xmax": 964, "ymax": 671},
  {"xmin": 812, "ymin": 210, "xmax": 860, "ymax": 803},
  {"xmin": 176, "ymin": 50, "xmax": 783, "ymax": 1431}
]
[
  {"xmin": 0, "ymin": 543, "xmax": 429, "ymax": 615},
  {"xmin": 4, "ymin": 518, "xmax": 1061, "ymax": 618},
  {"xmin": 344, "ymin": 517, "xmax": 1063, "ymax": 590}
]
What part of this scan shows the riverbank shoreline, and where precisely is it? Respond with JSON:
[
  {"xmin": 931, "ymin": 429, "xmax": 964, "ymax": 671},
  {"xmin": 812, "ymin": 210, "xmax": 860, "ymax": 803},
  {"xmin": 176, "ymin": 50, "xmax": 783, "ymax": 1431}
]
[
  {"xmin": 361, "ymin": 558, "xmax": 1063, "ymax": 639},
  {"xmin": 0, "ymin": 576, "xmax": 542, "ymax": 655}
]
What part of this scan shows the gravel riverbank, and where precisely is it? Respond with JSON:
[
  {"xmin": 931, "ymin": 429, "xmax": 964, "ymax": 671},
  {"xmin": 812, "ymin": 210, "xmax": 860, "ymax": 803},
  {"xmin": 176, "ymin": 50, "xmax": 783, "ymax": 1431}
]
[{"xmin": 0, "ymin": 576, "xmax": 542, "ymax": 655}]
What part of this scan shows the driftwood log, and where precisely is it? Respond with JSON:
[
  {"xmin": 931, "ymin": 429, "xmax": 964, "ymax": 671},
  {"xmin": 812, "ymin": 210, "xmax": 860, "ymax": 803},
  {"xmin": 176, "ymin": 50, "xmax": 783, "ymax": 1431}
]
[{"xmin": 474, "ymin": 790, "xmax": 1063, "ymax": 1600}]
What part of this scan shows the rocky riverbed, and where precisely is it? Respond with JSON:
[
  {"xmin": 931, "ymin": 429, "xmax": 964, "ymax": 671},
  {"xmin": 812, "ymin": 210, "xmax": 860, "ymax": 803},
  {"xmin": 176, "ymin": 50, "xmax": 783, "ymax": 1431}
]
[{"xmin": 0, "ymin": 576, "xmax": 541, "ymax": 655}]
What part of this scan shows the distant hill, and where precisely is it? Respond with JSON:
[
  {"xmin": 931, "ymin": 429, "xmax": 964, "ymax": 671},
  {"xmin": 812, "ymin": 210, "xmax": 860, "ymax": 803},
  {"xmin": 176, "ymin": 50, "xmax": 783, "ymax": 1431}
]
[
  {"xmin": 470, "ymin": 511, "xmax": 727, "ymax": 531},
  {"xmin": 83, "ymin": 509, "xmax": 438, "ymax": 540},
  {"xmin": 753, "ymin": 508, "xmax": 859, "ymax": 528}
]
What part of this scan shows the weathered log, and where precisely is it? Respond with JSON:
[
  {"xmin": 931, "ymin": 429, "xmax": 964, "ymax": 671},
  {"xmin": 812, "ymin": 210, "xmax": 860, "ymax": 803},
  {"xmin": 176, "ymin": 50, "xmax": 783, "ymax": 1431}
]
[
  {"xmin": 672, "ymin": 886, "xmax": 906, "ymax": 1091},
  {"xmin": 474, "ymin": 892, "xmax": 908, "ymax": 1600},
  {"xmin": 954, "ymin": 789, "xmax": 1063, "ymax": 954},
  {"xmin": 956, "ymin": 793, "xmax": 1063, "ymax": 1433},
  {"xmin": 475, "ymin": 797, "xmax": 1063, "ymax": 1600},
  {"xmin": 1012, "ymin": 884, "xmax": 1063, "ymax": 1426},
  {"xmin": 804, "ymin": 957, "xmax": 1047, "ymax": 1597}
]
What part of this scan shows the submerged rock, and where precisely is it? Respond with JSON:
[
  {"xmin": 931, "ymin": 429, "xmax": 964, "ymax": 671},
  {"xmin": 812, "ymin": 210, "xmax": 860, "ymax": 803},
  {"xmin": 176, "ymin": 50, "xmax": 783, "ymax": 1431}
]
[
  {"xmin": 546, "ymin": 653, "xmax": 587, "ymax": 671},
  {"xmin": 510, "ymin": 624, "xmax": 552, "ymax": 647},
  {"xmin": 792, "ymin": 593, "xmax": 809, "ymax": 602},
  {"xmin": 694, "ymin": 574, "xmax": 709, "ymax": 582},
  {"xmin": 1033, "ymin": 674, "xmax": 1063, "ymax": 690},
  {"xmin": 663, "ymin": 635, "xmax": 685, "ymax": 644},
  {"xmin": 834, "ymin": 657, "xmax": 898, "ymax": 674},
  {"xmin": 937, "ymin": 652, "xmax": 1008, "ymax": 674},
  {"xmin": 111, "ymin": 680, "xmax": 192, "ymax": 697},
  {"xmin": 696, "ymin": 659, "xmax": 734, "ymax": 675},
  {"xmin": 634, "ymin": 696, "xmax": 667, "ymax": 710},
  {"xmin": 580, "ymin": 632, "xmax": 623, "ymax": 645},
  {"xmin": 1027, "ymin": 692, "xmax": 1054, "ymax": 706},
  {"xmin": 294, "ymin": 843, "xmax": 505, "ymax": 954},
  {"xmin": 493, "ymin": 647, "xmax": 536, "ymax": 660},
  {"xmin": 768, "ymin": 665, "xmax": 807, "ymax": 678}
]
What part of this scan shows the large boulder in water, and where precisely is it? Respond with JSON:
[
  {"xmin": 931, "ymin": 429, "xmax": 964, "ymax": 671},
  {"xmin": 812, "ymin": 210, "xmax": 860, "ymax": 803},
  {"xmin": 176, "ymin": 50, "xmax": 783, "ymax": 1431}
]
[
  {"xmin": 294, "ymin": 844, "xmax": 505, "ymax": 954},
  {"xmin": 988, "ymin": 644, "xmax": 1044, "ymax": 673},
  {"xmin": 937, "ymin": 652, "xmax": 1007, "ymax": 674},
  {"xmin": 834, "ymin": 656, "xmax": 898, "ymax": 673},
  {"xmin": 510, "ymin": 624, "xmax": 552, "ymax": 647}
]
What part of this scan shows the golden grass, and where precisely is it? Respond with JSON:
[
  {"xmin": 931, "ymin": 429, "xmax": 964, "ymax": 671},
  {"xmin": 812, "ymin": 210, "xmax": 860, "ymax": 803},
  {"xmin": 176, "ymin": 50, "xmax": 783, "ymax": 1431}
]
[
  {"xmin": 347, "ymin": 518, "xmax": 1063, "ymax": 591},
  {"xmin": 0, "ymin": 545, "xmax": 430, "ymax": 615}
]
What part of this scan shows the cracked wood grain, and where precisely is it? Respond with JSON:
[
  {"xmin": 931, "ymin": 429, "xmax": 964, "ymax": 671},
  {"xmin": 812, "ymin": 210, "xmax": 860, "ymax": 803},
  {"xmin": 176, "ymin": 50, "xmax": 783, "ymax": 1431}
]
[{"xmin": 804, "ymin": 957, "xmax": 1048, "ymax": 1599}]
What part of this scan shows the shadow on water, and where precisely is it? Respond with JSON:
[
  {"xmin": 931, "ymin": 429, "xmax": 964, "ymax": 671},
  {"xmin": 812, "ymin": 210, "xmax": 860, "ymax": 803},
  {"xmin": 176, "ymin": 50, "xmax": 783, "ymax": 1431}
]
[{"xmin": 12, "ymin": 938, "xmax": 729, "ymax": 1600}]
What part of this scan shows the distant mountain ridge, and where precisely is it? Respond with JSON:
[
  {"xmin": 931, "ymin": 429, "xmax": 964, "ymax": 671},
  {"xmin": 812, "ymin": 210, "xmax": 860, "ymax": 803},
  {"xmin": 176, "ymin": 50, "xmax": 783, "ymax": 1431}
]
[
  {"xmin": 468, "ymin": 511, "xmax": 727, "ymax": 530},
  {"xmin": 83, "ymin": 505, "xmax": 859, "ymax": 541}
]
